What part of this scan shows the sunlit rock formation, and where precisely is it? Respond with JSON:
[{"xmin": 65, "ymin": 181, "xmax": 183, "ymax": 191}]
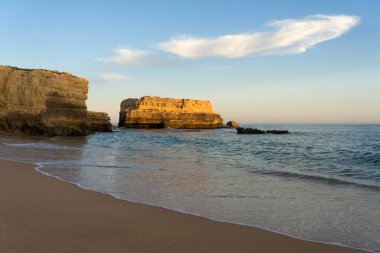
[
  {"xmin": 0, "ymin": 66, "xmax": 112, "ymax": 136},
  {"xmin": 118, "ymin": 96, "xmax": 224, "ymax": 129}
]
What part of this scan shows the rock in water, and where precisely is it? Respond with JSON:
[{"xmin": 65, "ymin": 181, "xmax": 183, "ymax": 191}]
[
  {"xmin": 266, "ymin": 130, "xmax": 289, "ymax": 134},
  {"xmin": 236, "ymin": 127, "xmax": 289, "ymax": 134},
  {"xmin": 0, "ymin": 66, "xmax": 112, "ymax": 136},
  {"xmin": 118, "ymin": 96, "xmax": 224, "ymax": 129},
  {"xmin": 226, "ymin": 121, "xmax": 240, "ymax": 128},
  {"xmin": 236, "ymin": 127, "xmax": 266, "ymax": 134}
]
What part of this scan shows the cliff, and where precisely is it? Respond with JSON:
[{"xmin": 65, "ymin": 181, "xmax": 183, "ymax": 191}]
[
  {"xmin": 118, "ymin": 96, "xmax": 223, "ymax": 129},
  {"xmin": 0, "ymin": 66, "xmax": 112, "ymax": 136},
  {"xmin": 87, "ymin": 111, "xmax": 112, "ymax": 132}
]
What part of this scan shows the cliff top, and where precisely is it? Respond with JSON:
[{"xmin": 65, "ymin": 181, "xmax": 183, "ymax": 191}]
[
  {"xmin": 120, "ymin": 96, "xmax": 214, "ymax": 113},
  {"xmin": 0, "ymin": 65, "xmax": 84, "ymax": 80},
  {"xmin": 140, "ymin": 96, "xmax": 210, "ymax": 103}
]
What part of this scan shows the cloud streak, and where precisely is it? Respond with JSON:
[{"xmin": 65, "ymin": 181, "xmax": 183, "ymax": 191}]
[
  {"xmin": 98, "ymin": 73, "xmax": 130, "ymax": 82},
  {"xmin": 98, "ymin": 48, "xmax": 153, "ymax": 65},
  {"xmin": 157, "ymin": 15, "xmax": 360, "ymax": 59}
]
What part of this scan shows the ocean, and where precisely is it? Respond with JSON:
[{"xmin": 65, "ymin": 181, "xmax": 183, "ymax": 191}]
[{"xmin": 0, "ymin": 124, "xmax": 379, "ymax": 252}]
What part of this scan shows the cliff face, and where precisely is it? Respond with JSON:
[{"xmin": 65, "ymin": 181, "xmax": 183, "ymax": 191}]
[
  {"xmin": 119, "ymin": 96, "xmax": 223, "ymax": 129},
  {"xmin": 87, "ymin": 111, "xmax": 112, "ymax": 132},
  {"xmin": 0, "ymin": 66, "xmax": 112, "ymax": 136}
]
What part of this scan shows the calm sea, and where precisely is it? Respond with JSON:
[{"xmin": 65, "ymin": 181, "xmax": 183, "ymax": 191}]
[{"xmin": 1, "ymin": 125, "xmax": 379, "ymax": 252}]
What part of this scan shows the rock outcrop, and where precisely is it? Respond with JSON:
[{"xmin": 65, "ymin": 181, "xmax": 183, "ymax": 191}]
[
  {"xmin": 236, "ymin": 127, "xmax": 289, "ymax": 134},
  {"xmin": 118, "ymin": 96, "xmax": 223, "ymax": 129},
  {"xmin": 226, "ymin": 121, "xmax": 240, "ymax": 128},
  {"xmin": 0, "ymin": 66, "xmax": 112, "ymax": 136},
  {"xmin": 265, "ymin": 130, "xmax": 289, "ymax": 134},
  {"xmin": 236, "ymin": 128, "xmax": 266, "ymax": 134},
  {"xmin": 87, "ymin": 111, "xmax": 112, "ymax": 132}
]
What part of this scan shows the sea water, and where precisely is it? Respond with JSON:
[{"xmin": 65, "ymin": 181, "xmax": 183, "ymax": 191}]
[{"xmin": 0, "ymin": 124, "xmax": 379, "ymax": 252}]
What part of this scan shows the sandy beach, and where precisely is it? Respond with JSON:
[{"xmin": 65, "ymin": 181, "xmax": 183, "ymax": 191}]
[{"xmin": 0, "ymin": 158, "xmax": 368, "ymax": 253}]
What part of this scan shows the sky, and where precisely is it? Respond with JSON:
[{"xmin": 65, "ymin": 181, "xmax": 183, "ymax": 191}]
[{"xmin": 1, "ymin": 0, "xmax": 379, "ymax": 124}]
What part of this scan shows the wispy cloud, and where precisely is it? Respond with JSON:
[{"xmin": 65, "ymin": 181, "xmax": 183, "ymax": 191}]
[
  {"xmin": 156, "ymin": 15, "xmax": 360, "ymax": 59},
  {"xmin": 96, "ymin": 47, "xmax": 186, "ymax": 66},
  {"xmin": 97, "ymin": 73, "xmax": 130, "ymax": 82},
  {"xmin": 97, "ymin": 48, "xmax": 153, "ymax": 65},
  {"xmin": 96, "ymin": 14, "xmax": 360, "ymax": 65}
]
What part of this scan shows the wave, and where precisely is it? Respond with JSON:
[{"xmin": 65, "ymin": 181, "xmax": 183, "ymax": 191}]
[
  {"xmin": 251, "ymin": 169, "xmax": 380, "ymax": 191},
  {"xmin": 2, "ymin": 142, "xmax": 76, "ymax": 150}
]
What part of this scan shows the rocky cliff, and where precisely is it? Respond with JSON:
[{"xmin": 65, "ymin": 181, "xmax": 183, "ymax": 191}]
[
  {"xmin": 0, "ymin": 66, "xmax": 112, "ymax": 136},
  {"xmin": 118, "ymin": 96, "xmax": 223, "ymax": 129},
  {"xmin": 87, "ymin": 111, "xmax": 112, "ymax": 132}
]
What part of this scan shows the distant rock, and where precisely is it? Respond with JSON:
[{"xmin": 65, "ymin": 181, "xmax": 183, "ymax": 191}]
[
  {"xmin": 118, "ymin": 96, "xmax": 224, "ymax": 129},
  {"xmin": 236, "ymin": 127, "xmax": 266, "ymax": 134},
  {"xmin": 226, "ymin": 121, "xmax": 240, "ymax": 128},
  {"xmin": 266, "ymin": 130, "xmax": 289, "ymax": 134},
  {"xmin": 0, "ymin": 66, "xmax": 112, "ymax": 136},
  {"xmin": 236, "ymin": 127, "xmax": 289, "ymax": 135}
]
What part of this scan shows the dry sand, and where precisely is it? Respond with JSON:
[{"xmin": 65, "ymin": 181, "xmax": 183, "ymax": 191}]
[{"xmin": 0, "ymin": 158, "xmax": 368, "ymax": 253}]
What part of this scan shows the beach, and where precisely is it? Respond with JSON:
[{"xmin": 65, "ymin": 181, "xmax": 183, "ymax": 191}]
[{"xmin": 0, "ymin": 158, "xmax": 368, "ymax": 253}]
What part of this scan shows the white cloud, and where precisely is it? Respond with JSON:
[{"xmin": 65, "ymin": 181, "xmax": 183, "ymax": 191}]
[
  {"xmin": 156, "ymin": 15, "xmax": 360, "ymax": 59},
  {"xmin": 98, "ymin": 73, "xmax": 130, "ymax": 82},
  {"xmin": 98, "ymin": 48, "xmax": 153, "ymax": 65}
]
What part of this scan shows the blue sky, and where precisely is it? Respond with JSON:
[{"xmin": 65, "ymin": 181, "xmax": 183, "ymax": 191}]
[{"xmin": 1, "ymin": 0, "xmax": 379, "ymax": 124}]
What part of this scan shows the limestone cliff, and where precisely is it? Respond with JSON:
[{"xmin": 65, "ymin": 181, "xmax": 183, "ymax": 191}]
[
  {"xmin": 0, "ymin": 66, "xmax": 112, "ymax": 136},
  {"xmin": 87, "ymin": 111, "xmax": 112, "ymax": 132},
  {"xmin": 118, "ymin": 96, "xmax": 223, "ymax": 129}
]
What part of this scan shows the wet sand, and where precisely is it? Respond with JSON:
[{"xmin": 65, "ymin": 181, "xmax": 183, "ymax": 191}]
[{"xmin": 0, "ymin": 159, "xmax": 368, "ymax": 253}]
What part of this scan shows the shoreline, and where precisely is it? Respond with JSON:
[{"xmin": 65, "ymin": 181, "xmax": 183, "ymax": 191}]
[
  {"xmin": 30, "ymin": 159, "xmax": 375, "ymax": 252},
  {"xmin": 0, "ymin": 158, "xmax": 370, "ymax": 253}
]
